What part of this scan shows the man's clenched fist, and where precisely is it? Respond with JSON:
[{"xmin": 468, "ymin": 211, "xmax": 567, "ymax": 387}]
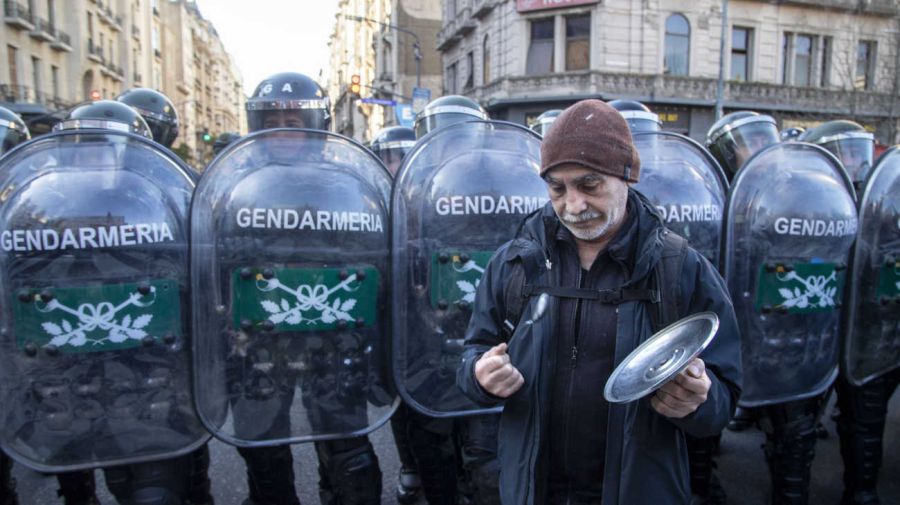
[
  {"xmin": 474, "ymin": 343, "xmax": 524, "ymax": 398},
  {"xmin": 651, "ymin": 358, "xmax": 711, "ymax": 418}
]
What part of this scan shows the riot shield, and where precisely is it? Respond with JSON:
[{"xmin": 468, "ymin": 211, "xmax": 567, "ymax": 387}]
[
  {"xmin": 842, "ymin": 146, "xmax": 900, "ymax": 385},
  {"xmin": 0, "ymin": 131, "xmax": 205, "ymax": 472},
  {"xmin": 632, "ymin": 131, "xmax": 728, "ymax": 267},
  {"xmin": 191, "ymin": 129, "xmax": 396, "ymax": 447},
  {"xmin": 723, "ymin": 142, "xmax": 857, "ymax": 407},
  {"xmin": 392, "ymin": 120, "xmax": 548, "ymax": 417}
]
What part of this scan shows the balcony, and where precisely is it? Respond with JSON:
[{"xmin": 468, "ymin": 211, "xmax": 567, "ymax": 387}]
[
  {"xmin": 436, "ymin": 7, "xmax": 477, "ymax": 50},
  {"xmin": 756, "ymin": 0, "xmax": 899, "ymax": 15},
  {"xmin": 50, "ymin": 28, "xmax": 72, "ymax": 51},
  {"xmin": 87, "ymin": 41, "xmax": 104, "ymax": 63},
  {"xmin": 473, "ymin": 0, "xmax": 495, "ymax": 18},
  {"xmin": 0, "ymin": 84, "xmax": 68, "ymax": 108},
  {"xmin": 29, "ymin": 17, "xmax": 54, "ymax": 42},
  {"xmin": 472, "ymin": 70, "xmax": 900, "ymax": 120},
  {"xmin": 3, "ymin": 0, "xmax": 34, "ymax": 30}
]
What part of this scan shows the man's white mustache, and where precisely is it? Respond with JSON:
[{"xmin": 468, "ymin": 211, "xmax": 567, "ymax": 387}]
[{"xmin": 561, "ymin": 211, "xmax": 601, "ymax": 224}]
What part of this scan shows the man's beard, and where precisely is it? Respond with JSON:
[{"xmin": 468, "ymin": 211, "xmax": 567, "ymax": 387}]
[{"xmin": 559, "ymin": 208, "xmax": 619, "ymax": 241}]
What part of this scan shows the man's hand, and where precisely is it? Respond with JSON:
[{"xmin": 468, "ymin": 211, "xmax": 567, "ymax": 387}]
[
  {"xmin": 651, "ymin": 358, "xmax": 711, "ymax": 418},
  {"xmin": 474, "ymin": 343, "xmax": 524, "ymax": 398}
]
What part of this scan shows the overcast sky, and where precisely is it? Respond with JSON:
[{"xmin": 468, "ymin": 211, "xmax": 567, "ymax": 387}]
[{"xmin": 194, "ymin": 0, "xmax": 340, "ymax": 96}]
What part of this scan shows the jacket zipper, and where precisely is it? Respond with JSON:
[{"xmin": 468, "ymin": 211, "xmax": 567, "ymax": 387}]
[
  {"xmin": 561, "ymin": 261, "xmax": 585, "ymax": 493},
  {"xmin": 526, "ymin": 247, "xmax": 554, "ymax": 505}
]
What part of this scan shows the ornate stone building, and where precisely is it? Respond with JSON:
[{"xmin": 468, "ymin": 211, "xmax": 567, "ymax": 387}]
[{"xmin": 439, "ymin": 0, "xmax": 900, "ymax": 143}]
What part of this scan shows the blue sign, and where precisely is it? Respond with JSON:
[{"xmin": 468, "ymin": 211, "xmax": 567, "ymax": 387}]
[
  {"xmin": 396, "ymin": 104, "xmax": 414, "ymax": 128},
  {"xmin": 412, "ymin": 87, "xmax": 431, "ymax": 115},
  {"xmin": 360, "ymin": 98, "xmax": 397, "ymax": 107}
]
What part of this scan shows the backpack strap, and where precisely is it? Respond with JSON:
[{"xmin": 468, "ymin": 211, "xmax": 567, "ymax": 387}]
[{"xmin": 648, "ymin": 229, "xmax": 688, "ymax": 332}]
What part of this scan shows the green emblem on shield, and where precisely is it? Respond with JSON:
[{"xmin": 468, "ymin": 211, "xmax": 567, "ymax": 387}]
[
  {"xmin": 12, "ymin": 279, "xmax": 181, "ymax": 353},
  {"xmin": 231, "ymin": 266, "xmax": 379, "ymax": 332},
  {"xmin": 876, "ymin": 256, "xmax": 900, "ymax": 301},
  {"xmin": 429, "ymin": 251, "xmax": 494, "ymax": 310},
  {"xmin": 755, "ymin": 262, "xmax": 846, "ymax": 314}
]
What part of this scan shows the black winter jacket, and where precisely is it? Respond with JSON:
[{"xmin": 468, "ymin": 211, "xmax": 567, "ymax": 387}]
[{"xmin": 457, "ymin": 190, "xmax": 742, "ymax": 505}]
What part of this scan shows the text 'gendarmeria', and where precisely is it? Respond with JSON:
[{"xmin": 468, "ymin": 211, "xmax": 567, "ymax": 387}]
[
  {"xmin": 1, "ymin": 223, "xmax": 175, "ymax": 252},
  {"xmin": 235, "ymin": 208, "xmax": 384, "ymax": 233}
]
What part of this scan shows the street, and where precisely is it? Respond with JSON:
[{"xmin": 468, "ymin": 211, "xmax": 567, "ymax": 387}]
[{"xmin": 12, "ymin": 391, "xmax": 899, "ymax": 504}]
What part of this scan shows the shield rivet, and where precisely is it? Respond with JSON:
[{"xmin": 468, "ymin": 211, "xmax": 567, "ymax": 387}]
[
  {"xmin": 142, "ymin": 335, "xmax": 155, "ymax": 347},
  {"xmin": 45, "ymin": 344, "xmax": 60, "ymax": 357},
  {"xmin": 137, "ymin": 283, "xmax": 151, "ymax": 295},
  {"xmin": 459, "ymin": 253, "xmax": 470, "ymax": 264},
  {"xmin": 355, "ymin": 317, "xmax": 365, "ymax": 327},
  {"xmin": 761, "ymin": 305, "xmax": 773, "ymax": 314},
  {"xmin": 438, "ymin": 300, "xmax": 449, "ymax": 310},
  {"xmin": 240, "ymin": 268, "xmax": 253, "ymax": 279},
  {"xmin": 776, "ymin": 306, "xmax": 789, "ymax": 315},
  {"xmin": 240, "ymin": 319, "xmax": 253, "ymax": 331},
  {"xmin": 339, "ymin": 269, "xmax": 349, "ymax": 280},
  {"xmin": 261, "ymin": 320, "xmax": 276, "ymax": 332},
  {"xmin": 784, "ymin": 264, "xmax": 795, "ymax": 272},
  {"xmin": 17, "ymin": 290, "xmax": 32, "ymax": 303},
  {"xmin": 457, "ymin": 300, "xmax": 470, "ymax": 310},
  {"xmin": 262, "ymin": 268, "xmax": 275, "ymax": 279},
  {"xmin": 835, "ymin": 263, "xmax": 846, "ymax": 271},
  {"xmin": 39, "ymin": 290, "xmax": 54, "ymax": 303},
  {"xmin": 438, "ymin": 253, "xmax": 450, "ymax": 263},
  {"xmin": 355, "ymin": 269, "xmax": 366, "ymax": 281},
  {"xmin": 23, "ymin": 342, "xmax": 37, "ymax": 357},
  {"xmin": 163, "ymin": 333, "xmax": 177, "ymax": 344},
  {"xmin": 337, "ymin": 320, "xmax": 349, "ymax": 330},
  {"xmin": 764, "ymin": 263, "xmax": 777, "ymax": 273}
]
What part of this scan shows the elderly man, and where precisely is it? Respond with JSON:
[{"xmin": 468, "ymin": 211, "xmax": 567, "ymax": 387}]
[{"xmin": 457, "ymin": 100, "xmax": 742, "ymax": 505}]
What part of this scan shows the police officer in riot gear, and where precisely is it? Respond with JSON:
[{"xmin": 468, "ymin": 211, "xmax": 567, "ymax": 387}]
[
  {"xmin": 706, "ymin": 111, "xmax": 780, "ymax": 180},
  {"xmin": 607, "ymin": 99, "xmax": 663, "ymax": 133},
  {"xmin": 0, "ymin": 105, "xmax": 29, "ymax": 505},
  {"xmin": 781, "ymin": 127, "xmax": 805, "ymax": 142},
  {"xmin": 413, "ymin": 95, "xmax": 487, "ymax": 140},
  {"xmin": 799, "ymin": 120, "xmax": 875, "ymax": 189},
  {"xmin": 530, "ymin": 109, "xmax": 562, "ymax": 137},
  {"xmin": 45, "ymin": 100, "xmax": 212, "ymax": 505},
  {"xmin": 230, "ymin": 71, "xmax": 382, "ymax": 505},
  {"xmin": 212, "ymin": 132, "xmax": 242, "ymax": 157},
  {"xmin": 369, "ymin": 126, "xmax": 415, "ymax": 176},
  {"xmin": 116, "ymin": 87, "xmax": 180, "ymax": 149}
]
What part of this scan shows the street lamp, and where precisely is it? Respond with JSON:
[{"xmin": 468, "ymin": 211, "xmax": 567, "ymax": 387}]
[{"xmin": 343, "ymin": 14, "xmax": 422, "ymax": 88}]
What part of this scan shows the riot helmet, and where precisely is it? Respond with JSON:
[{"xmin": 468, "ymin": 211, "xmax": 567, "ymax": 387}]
[
  {"xmin": 607, "ymin": 99, "xmax": 662, "ymax": 133},
  {"xmin": 706, "ymin": 110, "xmax": 779, "ymax": 179},
  {"xmin": 799, "ymin": 120, "xmax": 874, "ymax": 184},
  {"xmin": 531, "ymin": 109, "xmax": 562, "ymax": 136},
  {"xmin": 54, "ymin": 100, "xmax": 153, "ymax": 138},
  {"xmin": 0, "ymin": 106, "xmax": 30, "ymax": 156},
  {"xmin": 116, "ymin": 87, "xmax": 179, "ymax": 148},
  {"xmin": 212, "ymin": 132, "xmax": 241, "ymax": 156},
  {"xmin": 413, "ymin": 95, "xmax": 487, "ymax": 139},
  {"xmin": 369, "ymin": 126, "xmax": 415, "ymax": 176},
  {"xmin": 246, "ymin": 72, "xmax": 331, "ymax": 133},
  {"xmin": 780, "ymin": 127, "xmax": 805, "ymax": 142}
]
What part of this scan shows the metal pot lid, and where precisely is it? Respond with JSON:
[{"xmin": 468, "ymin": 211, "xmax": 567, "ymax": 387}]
[{"xmin": 604, "ymin": 311, "xmax": 719, "ymax": 404}]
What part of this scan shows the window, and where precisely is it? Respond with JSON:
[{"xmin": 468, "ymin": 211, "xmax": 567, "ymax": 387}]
[
  {"xmin": 483, "ymin": 35, "xmax": 491, "ymax": 84},
  {"xmin": 855, "ymin": 40, "xmax": 875, "ymax": 90},
  {"xmin": 7, "ymin": 45, "xmax": 19, "ymax": 88},
  {"xmin": 730, "ymin": 27, "xmax": 751, "ymax": 81},
  {"xmin": 87, "ymin": 13, "xmax": 94, "ymax": 46},
  {"xmin": 565, "ymin": 14, "xmax": 590, "ymax": 71},
  {"xmin": 31, "ymin": 56, "xmax": 41, "ymax": 95},
  {"xmin": 464, "ymin": 51, "xmax": 474, "ymax": 90},
  {"xmin": 793, "ymin": 34, "xmax": 812, "ymax": 87},
  {"xmin": 446, "ymin": 62, "xmax": 458, "ymax": 94},
  {"xmin": 664, "ymin": 14, "xmax": 690, "ymax": 76},
  {"xmin": 820, "ymin": 36, "xmax": 832, "ymax": 87},
  {"xmin": 47, "ymin": 0, "xmax": 55, "ymax": 28},
  {"xmin": 152, "ymin": 26, "xmax": 160, "ymax": 55},
  {"xmin": 526, "ymin": 18, "xmax": 554, "ymax": 75},
  {"xmin": 51, "ymin": 64, "xmax": 59, "ymax": 99}
]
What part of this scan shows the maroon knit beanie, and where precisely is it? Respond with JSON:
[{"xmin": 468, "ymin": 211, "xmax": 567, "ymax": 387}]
[{"xmin": 540, "ymin": 99, "xmax": 641, "ymax": 183}]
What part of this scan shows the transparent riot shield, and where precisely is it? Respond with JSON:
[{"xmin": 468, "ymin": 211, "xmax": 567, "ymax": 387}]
[
  {"xmin": 632, "ymin": 131, "xmax": 728, "ymax": 267},
  {"xmin": 723, "ymin": 142, "xmax": 857, "ymax": 407},
  {"xmin": 0, "ymin": 131, "xmax": 205, "ymax": 472},
  {"xmin": 191, "ymin": 129, "xmax": 396, "ymax": 447},
  {"xmin": 392, "ymin": 120, "xmax": 547, "ymax": 417},
  {"xmin": 842, "ymin": 146, "xmax": 900, "ymax": 385}
]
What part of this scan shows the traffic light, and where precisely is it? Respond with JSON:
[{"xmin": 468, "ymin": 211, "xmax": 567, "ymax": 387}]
[
  {"xmin": 201, "ymin": 129, "xmax": 213, "ymax": 144},
  {"xmin": 350, "ymin": 74, "xmax": 361, "ymax": 96}
]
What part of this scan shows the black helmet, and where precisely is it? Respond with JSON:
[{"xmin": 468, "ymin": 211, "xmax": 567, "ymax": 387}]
[
  {"xmin": 212, "ymin": 132, "xmax": 242, "ymax": 156},
  {"xmin": 54, "ymin": 100, "xmax": 153, "ymax": 138},
  {"xmin": 0, "ymin": 106, "xmax": 31, "ymax": 156},
  {"xmin": 246, "ymin": 72, "xmax": 331, "ymax": 132},
  {"xmin": 799, "ymin": 120, "xmax": 874, "ymax": 183},
  {"xmin": 780, "ymin": 127, "xmax": 805, "ymax": 142},
  {"xmin": 531, "ymin": 109, "xmax": 562, "ymax": 136},
  {"xmin": 607, "ymin": 99, "xmax": 662, "ymax": 133},
  {"xmin": 116, "ymin": 87, "xmax": 180, "ymax": 148},
  {"xmin": 706, "ymin": 110, "xmax": 779, "ymax": 179},
  {"xmin": 414, "ymin": 95, "xmax": 487, "ymax": 139},
  {"xmin": 370, "ymin": 126, "xmax": 415, "ymax": 176}
]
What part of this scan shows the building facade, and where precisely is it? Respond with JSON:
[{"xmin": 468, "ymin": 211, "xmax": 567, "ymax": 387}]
[
  {"xmin": 1, "ymin": 0, "xmax": 243, "ymax": 165},
  {"xmin": 439, "ymin": 0, "xmax": 900, "ymax": 143},
  {"xmin": 327, "ymin": 0, "xmax": 442, "ymax": 142}
]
